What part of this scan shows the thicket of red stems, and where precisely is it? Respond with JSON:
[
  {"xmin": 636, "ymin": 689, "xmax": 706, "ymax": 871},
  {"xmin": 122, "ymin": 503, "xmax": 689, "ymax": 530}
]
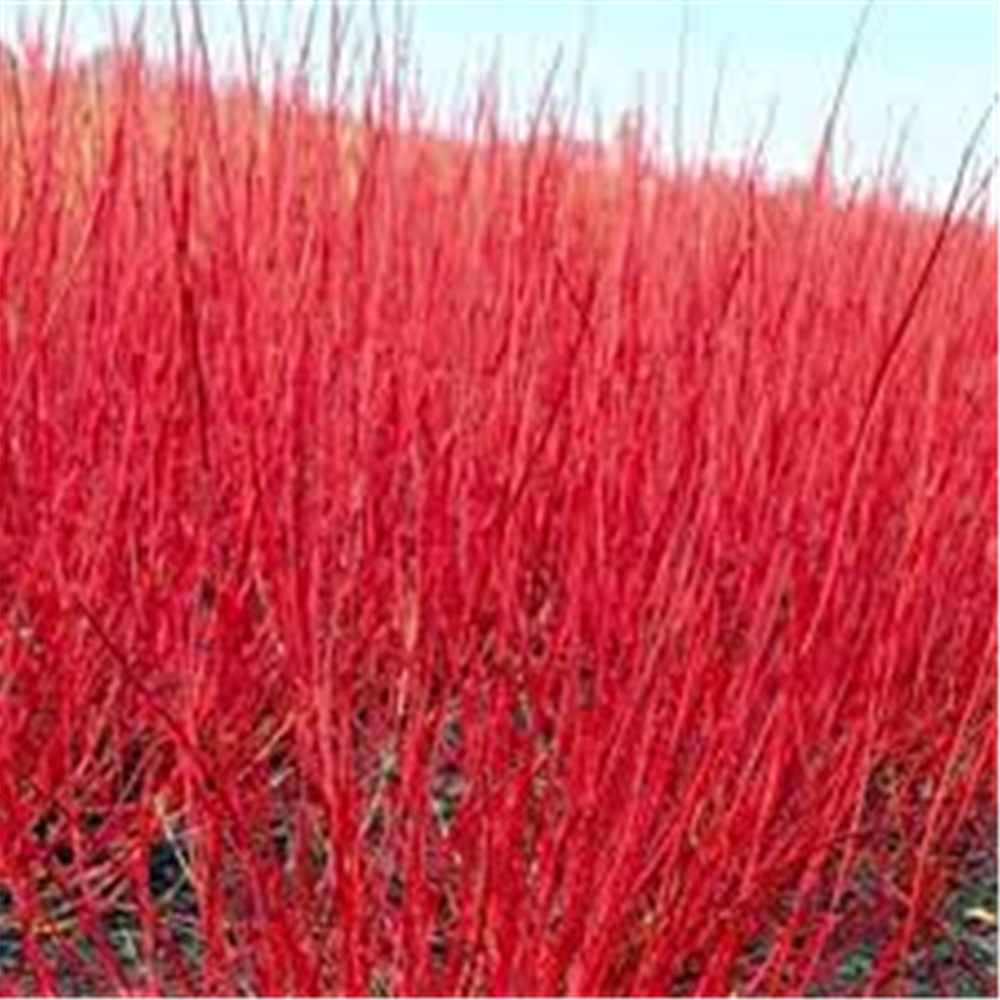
[{"xmin": 0, "ymin": 34, "xmax": 996, "ymax": 997}]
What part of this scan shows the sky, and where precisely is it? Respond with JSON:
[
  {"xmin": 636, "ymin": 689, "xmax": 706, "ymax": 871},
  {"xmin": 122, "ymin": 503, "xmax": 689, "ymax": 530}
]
[{"xmin": 1, "ymin": 1, "xmax": 996, "ymax": 205}]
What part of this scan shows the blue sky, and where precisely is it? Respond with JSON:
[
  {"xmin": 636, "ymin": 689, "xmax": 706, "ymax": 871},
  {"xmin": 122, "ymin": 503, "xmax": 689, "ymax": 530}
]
[{"xmin": 1, "ymin": 2, "xmax": 995, "ymax": 203}]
